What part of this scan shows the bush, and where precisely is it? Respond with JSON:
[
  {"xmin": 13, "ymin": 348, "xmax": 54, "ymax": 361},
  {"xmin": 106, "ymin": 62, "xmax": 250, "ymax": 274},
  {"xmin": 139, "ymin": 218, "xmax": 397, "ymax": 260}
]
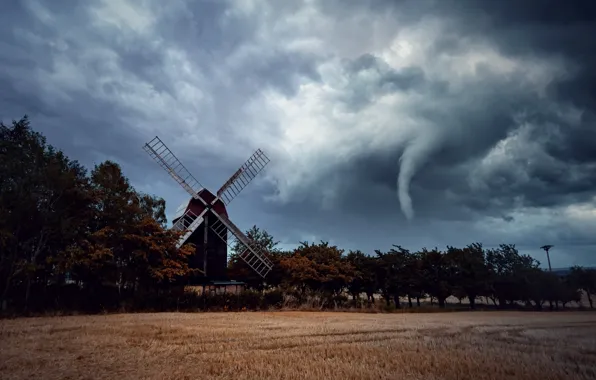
[
  {"xmin": 262, "ymin": 289, "xmax": 284, "ymax": 309},
  {"xmin": 238, "ymin": 289, "xmax": 262, "ymax": 310},
  {"xmin": 349, "ymin": 298, "xmax": 365, "ymax": 309},
  {"xmin": 323, "ymin": 294, "xmax": 349, "ymax": 309},
  {"xmin": 176, "ymin": 291, "xmax": 202, "ymax": 311},
  {"xmin": 383, "ymin": 303, "xmax": 397, "ymax": 313}
]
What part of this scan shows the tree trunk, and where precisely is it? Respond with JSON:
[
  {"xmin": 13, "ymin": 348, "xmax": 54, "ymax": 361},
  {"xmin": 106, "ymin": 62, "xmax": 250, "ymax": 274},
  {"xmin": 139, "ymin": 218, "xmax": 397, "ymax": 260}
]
[
  {"xmin": 25, "ymin": 276, "xmax": 32, "ymax": 312},
  {"xmin": 438, "ymin": 297, "xmax": 446, "ymax": 309},
  {"xmin": 1, "ymin": 248, "xmax": 19, "ymax": 312},
  {"xmin": 408, "ymin": 295, "xmax": 413, "ymax": 308},
  {"xmin": 586, "ymin": 291, "xmax": 593, "ymax": 309},
  {"xmin": 1, "ymin": 271, "xmax": 14, "ymax": 312},
  {"xmin": 393, "ymin": 295, "xmax": 401, "ymax": 309},
  {"xmin": 1, "ymin": 224, "xmax": 24, "ymax": 312},
  {"xmin": 498, "ymin": 297, "xmax": 507, "ymax": 309},
  {"xmin": 469, "ymin": 295, "xmax": 476, "ymax": 310},
  {"xmin": 416, "ymin": 296, "xmax": 421, "ymax": 307}
]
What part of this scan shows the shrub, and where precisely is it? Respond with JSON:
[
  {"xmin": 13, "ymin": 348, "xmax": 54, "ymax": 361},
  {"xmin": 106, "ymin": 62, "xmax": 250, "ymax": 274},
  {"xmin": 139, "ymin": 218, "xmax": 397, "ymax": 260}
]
[
  {"xmin": 238, "ymin": 289, "xmax": 262, "ymax": 310},
  {"xmin": 262, "ymin": 289, "xmax": 284, "ymax": 309}
]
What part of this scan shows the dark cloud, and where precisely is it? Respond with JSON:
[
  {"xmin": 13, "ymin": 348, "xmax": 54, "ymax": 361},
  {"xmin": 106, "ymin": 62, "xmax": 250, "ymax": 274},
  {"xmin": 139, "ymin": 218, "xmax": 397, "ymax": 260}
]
[
  {"xmin": 326, "ymin": 55, "xmax": 594, "ymax": 220},
  {"xmin": 1, "ymin": 0, "xmax": 595, "ymax": 268},
  {"xmin": 433, "ymin": 0, "xmax": 596, "ymax": 106},
  {"xmin": 339, "ymin": 54, "xmax": 429, "ymax": 111},
  {"xmin": 310, "ymin": 0, "xmax": 596, "ymax": 225}
]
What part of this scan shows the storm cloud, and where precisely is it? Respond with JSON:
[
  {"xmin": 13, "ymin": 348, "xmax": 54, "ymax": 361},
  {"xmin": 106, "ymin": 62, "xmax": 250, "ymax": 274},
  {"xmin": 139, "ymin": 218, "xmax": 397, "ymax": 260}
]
[{"xmin": 1, "ymin": 0, "xmax": 595, "ymax": 267}]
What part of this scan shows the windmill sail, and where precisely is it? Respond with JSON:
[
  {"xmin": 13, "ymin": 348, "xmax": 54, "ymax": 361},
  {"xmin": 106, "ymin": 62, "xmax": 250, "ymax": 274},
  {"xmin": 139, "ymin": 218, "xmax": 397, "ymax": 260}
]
[
  {"xmin": 171, "ymin": 208, "xmax": 209, "ymax": 248},
  {"xmin": 208, "ymin": 211, "xmax": 273, "ymax": 278},
  {"xmin": 143, "ymin": 136, "xmax": 204, "ymax": 199},
  {"xmin": 216, "ymin": 149, "xmax": 270, "ymax": 205}
]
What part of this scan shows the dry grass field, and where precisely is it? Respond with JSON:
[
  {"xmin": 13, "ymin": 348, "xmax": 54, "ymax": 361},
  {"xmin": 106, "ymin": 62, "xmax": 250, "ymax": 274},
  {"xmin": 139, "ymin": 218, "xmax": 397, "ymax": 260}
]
[{"xmin": 1, "ymin": 311, "xmax": 595, "ymax": 380}]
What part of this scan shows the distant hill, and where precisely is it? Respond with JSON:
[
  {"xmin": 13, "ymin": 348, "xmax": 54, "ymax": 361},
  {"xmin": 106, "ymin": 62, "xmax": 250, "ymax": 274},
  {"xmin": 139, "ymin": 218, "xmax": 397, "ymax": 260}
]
[{"xmin": 551, "ymin": 267, "xmax": 596, "ymax": 277}]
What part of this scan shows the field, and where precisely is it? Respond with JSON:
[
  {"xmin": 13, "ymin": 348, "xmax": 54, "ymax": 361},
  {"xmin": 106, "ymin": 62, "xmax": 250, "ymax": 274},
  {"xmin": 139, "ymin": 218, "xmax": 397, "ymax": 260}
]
[{"xmin": 1, "ymin": 312, "xmax": 595, "ymax": 380}]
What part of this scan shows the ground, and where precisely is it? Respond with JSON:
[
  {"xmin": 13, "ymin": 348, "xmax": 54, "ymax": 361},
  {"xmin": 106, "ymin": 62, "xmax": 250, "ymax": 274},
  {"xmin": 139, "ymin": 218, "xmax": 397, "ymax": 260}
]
[{"xmin": 1, "ymin": 311, "xmax": 595, "ymax": 380}]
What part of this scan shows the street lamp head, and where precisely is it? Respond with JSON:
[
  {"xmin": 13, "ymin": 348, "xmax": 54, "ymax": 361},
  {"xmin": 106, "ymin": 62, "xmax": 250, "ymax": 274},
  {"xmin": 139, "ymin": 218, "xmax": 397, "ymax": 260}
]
[{"xmin": 540, "ymin": 245, "xmax": 554, "ymax": 251}]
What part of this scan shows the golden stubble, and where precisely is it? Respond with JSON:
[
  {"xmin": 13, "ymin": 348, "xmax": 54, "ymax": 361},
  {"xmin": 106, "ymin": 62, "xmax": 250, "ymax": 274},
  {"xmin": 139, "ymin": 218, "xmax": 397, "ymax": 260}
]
[{"xmin": 1, "ymin": 311, "xmax": 595, "ymax": 380}]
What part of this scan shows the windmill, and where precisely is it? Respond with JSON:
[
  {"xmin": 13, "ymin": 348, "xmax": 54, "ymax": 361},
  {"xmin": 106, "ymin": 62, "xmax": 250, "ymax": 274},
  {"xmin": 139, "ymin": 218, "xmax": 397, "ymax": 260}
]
[{"xmin": 142, "ymin": 136, "xmax": 273, "ymax": 281}]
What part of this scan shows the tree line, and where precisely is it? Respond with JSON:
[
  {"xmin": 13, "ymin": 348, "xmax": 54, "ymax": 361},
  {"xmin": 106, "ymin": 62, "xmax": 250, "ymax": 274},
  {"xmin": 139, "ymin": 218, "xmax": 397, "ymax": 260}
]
[
  {"xmin": 230, "ymin": 233, "xmax": 595, "ymax": 311},
  {"xmin": 1, "ymin": 117, "xmax": 196, "ymax": 313},
  {"xmin": 1, "ymin": 116, "xmax": 595, "ymax": 315}
]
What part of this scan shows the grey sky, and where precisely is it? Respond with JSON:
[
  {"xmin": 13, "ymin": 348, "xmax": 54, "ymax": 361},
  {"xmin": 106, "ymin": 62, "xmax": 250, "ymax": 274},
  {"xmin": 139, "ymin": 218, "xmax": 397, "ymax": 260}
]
[{"xmin": 1, "ymin": 0, "xmax": 595, "ymax": 268}]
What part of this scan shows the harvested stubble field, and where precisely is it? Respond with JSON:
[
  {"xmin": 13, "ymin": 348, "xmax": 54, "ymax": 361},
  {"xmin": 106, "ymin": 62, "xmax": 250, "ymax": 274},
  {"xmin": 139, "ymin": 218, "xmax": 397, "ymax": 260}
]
[{"xmin": 1, "ymin": 311, "xmax": 595, "ymax": 380}]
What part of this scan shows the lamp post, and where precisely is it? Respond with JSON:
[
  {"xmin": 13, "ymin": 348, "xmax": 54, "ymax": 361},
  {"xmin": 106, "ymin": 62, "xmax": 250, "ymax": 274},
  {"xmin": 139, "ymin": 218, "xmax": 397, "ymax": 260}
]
[{"xmin": 540, "ymin": 245, "xmax": 554, "ymax": 272}]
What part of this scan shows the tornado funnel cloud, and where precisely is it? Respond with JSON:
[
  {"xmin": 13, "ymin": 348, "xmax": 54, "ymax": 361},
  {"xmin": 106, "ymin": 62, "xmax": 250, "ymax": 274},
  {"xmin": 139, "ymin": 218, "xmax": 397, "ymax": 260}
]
[
  {"xmin": 396, "ymin": 134, "xmax": 438, "ymax": 220},
  {"xmin": 397, "ymin": 156, "xmax": 415, "ymax": 220}
]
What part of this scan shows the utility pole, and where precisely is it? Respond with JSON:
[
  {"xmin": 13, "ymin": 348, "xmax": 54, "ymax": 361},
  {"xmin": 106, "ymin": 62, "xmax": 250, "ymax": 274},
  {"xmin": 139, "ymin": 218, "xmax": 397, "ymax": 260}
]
[
  {"xmin": 201, "ymin": 213, "xmax": 209, "ymax": 311},
  {"xmin": 540, "ymin": 245, "xmax": 554, "ymax": 272},
  {"xmin": 203, "ymin": 212, "xmax": 209, "ymax": 278}
]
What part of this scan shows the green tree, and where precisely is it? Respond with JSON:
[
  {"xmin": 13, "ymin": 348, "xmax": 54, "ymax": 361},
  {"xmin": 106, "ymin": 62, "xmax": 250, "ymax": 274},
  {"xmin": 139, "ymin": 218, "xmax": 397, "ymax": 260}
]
[
  {"xmin": 137, "ymin": 193, "xmax": 167, "ymax": 227},
  {"xmin": 376, "ymin": 246, "xmax": 410, "ymax": 308},
  {"xmin": 345, "ymin": 250, "xmax": 378, "ymax": 304},
  {"xmin": 404, "ymin": 250, "xmax": 425, "ymax": 307},
  {"xmin": 0, "ymin": 116, "xmax": 93, "ymax": 311},
  {"xmin": 558, "ymin": 276, "xmax": 582, "ymax": 309},
  {"xmin": 228, "ymin": 225, "xmax": 280, "ymax": 290},
  {"xmin": 447, "ymin": 243, "xmax": 489, "ymax": 309},
  {"xmin": 485, "ymin": 244, "xmax": 540, "ymax": 308},
  {"xmin": 525, "ymin": 268, "xmax": 555, "ymax": 310},
  {"xmin": 418, "ymin": 248, "xmax": 453, "ymax": 308},
  {"xmin": 568, "ymin": 266, "xmax": 596, "ymax": 309}
]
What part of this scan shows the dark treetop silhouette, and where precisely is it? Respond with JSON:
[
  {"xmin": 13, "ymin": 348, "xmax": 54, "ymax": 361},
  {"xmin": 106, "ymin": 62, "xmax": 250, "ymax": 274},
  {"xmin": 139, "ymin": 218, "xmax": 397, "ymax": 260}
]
[{"xmin": 1, "ymin": 117, "xmax": 595, "ymax": 314}]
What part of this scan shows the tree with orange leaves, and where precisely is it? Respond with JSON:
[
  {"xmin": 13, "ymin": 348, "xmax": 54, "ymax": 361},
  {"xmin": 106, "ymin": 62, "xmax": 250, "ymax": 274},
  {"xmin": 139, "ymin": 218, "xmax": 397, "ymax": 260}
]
[{"xmin": 280, "ymin": 241, "xmax": 355, "ymax": 302}]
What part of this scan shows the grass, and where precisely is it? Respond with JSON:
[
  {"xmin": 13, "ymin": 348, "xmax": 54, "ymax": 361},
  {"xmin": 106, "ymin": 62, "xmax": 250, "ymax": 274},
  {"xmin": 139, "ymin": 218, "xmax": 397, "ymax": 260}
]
[{"xmin": 1, "ymin": 311, "xmax": 595, "ymax": 380}]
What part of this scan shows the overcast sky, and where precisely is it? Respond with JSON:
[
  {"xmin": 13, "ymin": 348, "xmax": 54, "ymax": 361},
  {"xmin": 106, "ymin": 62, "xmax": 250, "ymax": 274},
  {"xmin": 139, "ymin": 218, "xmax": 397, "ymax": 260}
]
[{"xmin": 2, "ymin": 0, "xmax": 595, "ymax": 268}]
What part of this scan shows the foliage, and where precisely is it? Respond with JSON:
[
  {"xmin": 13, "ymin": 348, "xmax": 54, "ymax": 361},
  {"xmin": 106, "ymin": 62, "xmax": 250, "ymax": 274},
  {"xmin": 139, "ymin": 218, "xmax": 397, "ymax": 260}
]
[
  {"xmin": 1, "ymin": 117, "xmax": 195, "ymax": 313},
  {"xmin": 227, "ymin": 225, "xmax": 281, "ymax": 290},
  {"xmin": 346, "ymin": 250, "xmax": 377, "ymax": 303},
  {"xmin": 568, "ymin": 266, "xmax": 596, "ymax": 309},
  {"xmin": 1, "ymin": 116, "xmax": 595, "ymax": 315},
  {"xmin": 279, "ymin": 241, "xmax": 355, "ymax": 304}
]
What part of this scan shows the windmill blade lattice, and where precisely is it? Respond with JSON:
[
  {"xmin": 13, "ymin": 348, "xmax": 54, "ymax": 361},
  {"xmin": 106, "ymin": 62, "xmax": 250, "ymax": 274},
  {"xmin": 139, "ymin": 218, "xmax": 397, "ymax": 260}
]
[
  {"xmin": 171, "ymin": 208, "xmax": 208, "ymax": 249},
  {"xmin": 209, "ymin": 211, "xmax": 273, "ymax": 278},
  {"xmin": 143, "ymin": 136, "xmax": 204, "ymax": 199},
  {"xmin": 217, "ymin": 149, "xmax": 270, "ymax": 205}
]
